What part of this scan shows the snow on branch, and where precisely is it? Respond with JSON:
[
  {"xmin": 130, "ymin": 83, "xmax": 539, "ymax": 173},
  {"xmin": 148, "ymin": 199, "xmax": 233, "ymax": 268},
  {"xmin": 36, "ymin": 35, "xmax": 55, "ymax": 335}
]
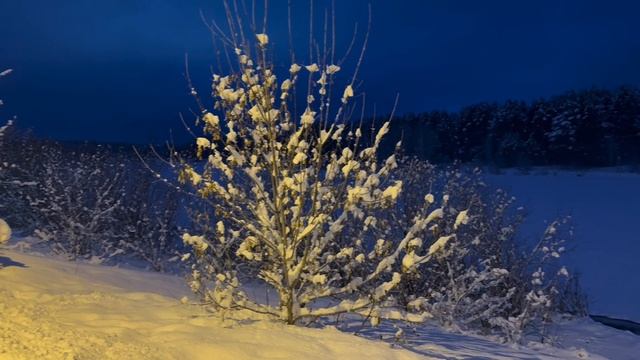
[{"xmin": 180, "ymin": 32, "xmax": 465, "ymax": 325}]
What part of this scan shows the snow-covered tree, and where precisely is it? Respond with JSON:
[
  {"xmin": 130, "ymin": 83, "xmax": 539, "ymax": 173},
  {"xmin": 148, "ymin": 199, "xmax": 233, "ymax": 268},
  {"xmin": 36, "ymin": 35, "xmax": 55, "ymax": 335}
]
[{"xmin": 180, "ymin": 32, "xmax": 464, "ymax": 325}]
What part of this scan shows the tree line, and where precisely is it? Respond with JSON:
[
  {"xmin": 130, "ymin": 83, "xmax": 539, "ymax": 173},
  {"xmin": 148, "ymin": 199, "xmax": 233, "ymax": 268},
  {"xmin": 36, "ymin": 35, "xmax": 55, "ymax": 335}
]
[{"xmin": 375, "ymin": 86, "xmax": 640, "ymax": 168}]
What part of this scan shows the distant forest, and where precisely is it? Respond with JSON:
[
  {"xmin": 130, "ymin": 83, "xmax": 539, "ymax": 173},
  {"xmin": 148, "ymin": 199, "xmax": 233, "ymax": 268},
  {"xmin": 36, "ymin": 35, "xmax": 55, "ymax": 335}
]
[{"xmin": 374, "ymin": 86, "xmax": 640, "ymax": 168}]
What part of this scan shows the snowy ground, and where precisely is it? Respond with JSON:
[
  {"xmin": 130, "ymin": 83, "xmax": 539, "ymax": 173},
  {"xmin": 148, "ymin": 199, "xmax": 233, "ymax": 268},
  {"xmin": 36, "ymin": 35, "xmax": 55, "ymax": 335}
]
[
  {"xmin": 1, "ymin": 249, "xmax": 638, "ymax": 360},
  {"xmin": 486, "ymin": 169, "xmax": 640, "ymax": 323},
  {"xmin": 0, "ymin": 250, "xmax": 422, "ymax": 360}
]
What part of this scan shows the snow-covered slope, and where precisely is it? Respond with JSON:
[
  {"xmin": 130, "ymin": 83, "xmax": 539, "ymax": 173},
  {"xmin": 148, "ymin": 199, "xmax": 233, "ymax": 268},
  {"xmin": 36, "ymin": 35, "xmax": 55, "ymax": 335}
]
[
  {"xmin": 486, "ymin": 169, "xmax": 640, "ymax": 323},
  {"xmin": 1, "ymin": 249, "xmax": 638, "ymax": 359},
  {"xmin": 0, "ymin": 250, "xmax": 425, "ymax": 360}
]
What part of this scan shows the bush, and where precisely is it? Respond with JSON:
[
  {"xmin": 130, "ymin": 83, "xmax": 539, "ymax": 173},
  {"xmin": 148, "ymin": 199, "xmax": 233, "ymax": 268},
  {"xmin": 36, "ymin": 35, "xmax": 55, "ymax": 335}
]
[
  {"xmin": 389, "ymin": 158, "xmax": 587, "ymax": 343},
  {"xmin": 179, "ymin": 32, "xmax": 465, "ymax": 325},
  {"xmin": 0, "ymin": 133, "xmax": 186, "ymax": 269},
  {"xmin": 29, "ymin": 143, "xmax": 127, "ymax": 258},
  {"xmin": 116, "ymin": 160, "xmax": 182, "ymax": 271}
]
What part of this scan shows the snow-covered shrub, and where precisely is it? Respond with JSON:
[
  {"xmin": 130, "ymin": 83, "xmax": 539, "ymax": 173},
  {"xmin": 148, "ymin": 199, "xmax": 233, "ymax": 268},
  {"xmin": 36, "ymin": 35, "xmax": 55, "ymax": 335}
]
[
  {"xmin": 30, "ymin": 143, "xmax": 127, "ymax": 259},
  {"xmin": 116, "ymin": 162, "xmax": 181, "ymax": 271},
  {"xmin": 0, "ymin": 121, "xmax": 11, "ymax": 195},
  {"xmin": 0, "ymin": 130, "xmax": 45, "ymax": 230},
  {"xmin": 381, "ymin": 160, "xmax": 510, "ymax": 328},
  {"xmin": 179, "ymin": 33, "xmax": 464, "ymax": 325},
  {"xmin": 0, "ymin": 69, "xmax": 36, "ymax": 232},
  {"xmin": 0, "ymin": 69, "xmax": 15, "ymax": 248},
  {"xmin": 0, "ymin": 68, "xmax": 12, "ymax": 141},
  {"xmin": 491, "ymin": 217, "xmax": 585, "ymax": 343},
  {"xmin": 0, "ymin": 69, "xmax": 15, "ymax": 223},
  {"xmin": 389, "ymin": 159, "xmax": 586, "ymax": 343},
  {"xmin": 1, "ymin": 130, "xmax": 183, "ymax": 266}
]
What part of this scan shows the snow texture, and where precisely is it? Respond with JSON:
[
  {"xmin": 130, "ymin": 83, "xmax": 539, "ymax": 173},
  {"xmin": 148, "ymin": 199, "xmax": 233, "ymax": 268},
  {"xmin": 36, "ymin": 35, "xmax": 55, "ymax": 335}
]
[
  {"xmin": 1, "ymin": 249, "xmax": 638, "ymax": 360},
  {"xmin": 0, "ymin": 250, "xmax": 421, "ymax": 360}
]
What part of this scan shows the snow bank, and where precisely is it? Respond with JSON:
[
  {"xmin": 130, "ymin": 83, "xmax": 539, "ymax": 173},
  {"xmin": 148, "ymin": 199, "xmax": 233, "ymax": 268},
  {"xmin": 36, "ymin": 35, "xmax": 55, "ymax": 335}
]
[
  {"xmin": 0, "ymin": 218, "xmax": 10, "ymax": 244},
  {"xmin": 0, "ymin": 249, "xmax": 637, "ymax": 359},
  {"xmin": 0, "ymin": 250, "xmax": 422, "ymax": 360}
]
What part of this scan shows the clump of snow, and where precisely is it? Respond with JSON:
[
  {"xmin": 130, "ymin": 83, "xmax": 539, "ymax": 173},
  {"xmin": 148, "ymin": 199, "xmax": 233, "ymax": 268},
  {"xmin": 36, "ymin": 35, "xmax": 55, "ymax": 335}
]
[
  {"xmin": 342, "ymin": 84, "xmax": 354, "ymax": 103},
  {"xmin": 311, "ymin": 273, "xmax": 327, "ymax": 285},
  {"xmin": 382, "ymin": 180, "xmax": 403, "ymax": 201},
  {"xmin": 255, "ymin": 33, "xmax": 269, "ymax": 46},
  {"xmin": 305, "ymin": 63, "xmax": 319, "ymax": 72},
  {"xmin": 558, "ymin": 266, "xmax": 570, "ymax": 277},
  {"xmin": 182, "ymin": 233, "xmax": 208, "ymax": 253},
  {"xmin": 326, "ymin": 64, "xmax": 341, "ymax": 74},
  {"xmin": 424, "ymin": 193, "xmax": 435, "ymax": 204},
  {"xmin": 202, "ymin": 112, "xmax": 220, "ymax": 126},
  {"xmin": 453, "ymin": 209, "xmax": 469, "ymax": 230},
  {"xmin": 428, "ymin": 235, "xmax": 454, "ymax": 255},
  {"xmin": 0, "ymin": 218, "xmax": 10, "ymax": 244}
]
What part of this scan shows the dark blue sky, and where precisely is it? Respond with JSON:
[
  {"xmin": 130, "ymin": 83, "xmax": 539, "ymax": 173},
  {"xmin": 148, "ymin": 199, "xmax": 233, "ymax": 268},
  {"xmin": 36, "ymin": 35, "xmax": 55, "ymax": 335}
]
[{"xmin": 1, "ymin": 0, "xmax": 639, "ymax": 144}]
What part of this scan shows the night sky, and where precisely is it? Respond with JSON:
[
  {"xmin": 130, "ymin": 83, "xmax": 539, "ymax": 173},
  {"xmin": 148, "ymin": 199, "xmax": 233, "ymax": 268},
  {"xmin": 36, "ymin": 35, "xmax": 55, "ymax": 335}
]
[{"xmin": 1, "ymin": 0, "xmax": 639, "ymax": 144}]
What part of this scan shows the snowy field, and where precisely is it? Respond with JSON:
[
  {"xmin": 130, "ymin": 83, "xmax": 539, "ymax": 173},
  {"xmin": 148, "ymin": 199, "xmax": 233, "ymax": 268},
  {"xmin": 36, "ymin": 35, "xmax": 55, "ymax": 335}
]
[
  {"xmin": 1, "ymin": 249, "xmax": 639, "ymax": 360},
  {"xmin": 486, "ymin": 169, "xmax": 640, "ymax": 323}
]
